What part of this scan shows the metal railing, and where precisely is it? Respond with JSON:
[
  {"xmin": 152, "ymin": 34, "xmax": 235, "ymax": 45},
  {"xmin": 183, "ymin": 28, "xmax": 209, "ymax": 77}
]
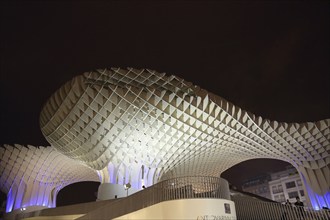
[
  {"xmin": 78, "ymin": 176, "xmax": 230, "ymax": 220},
  {"xmin": 233, "ymin": 197, "xmax": 330, "ymax": 220}
]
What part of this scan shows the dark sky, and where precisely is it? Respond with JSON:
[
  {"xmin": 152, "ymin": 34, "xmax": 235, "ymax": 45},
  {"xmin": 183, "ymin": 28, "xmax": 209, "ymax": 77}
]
[{"xmin": 0, "ymin": 1, "xmax": 329, "ymax": 205}]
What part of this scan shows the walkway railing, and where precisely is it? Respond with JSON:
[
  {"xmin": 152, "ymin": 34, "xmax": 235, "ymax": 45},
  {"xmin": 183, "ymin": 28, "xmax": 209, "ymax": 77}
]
[
  {"xmin": 233, "ymin": 197, "xmax": 330, "ymax": 220},
  {"xmin": 78, "ymin": 176, "xmax": 230, "ymax": 220}
]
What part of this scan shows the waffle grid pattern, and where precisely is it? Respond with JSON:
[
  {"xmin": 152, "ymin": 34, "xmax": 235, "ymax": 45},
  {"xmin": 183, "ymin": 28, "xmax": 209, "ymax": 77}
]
[{"xmin": 1, "ymin": 68, "xmax": 329, "ymax": 211}]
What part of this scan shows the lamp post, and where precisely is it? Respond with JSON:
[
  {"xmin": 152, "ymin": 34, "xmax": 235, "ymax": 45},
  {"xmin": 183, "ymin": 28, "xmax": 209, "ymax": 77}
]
[{"xmin": 124, "ymin": 183, "xmax": 131, "ymax": 197}]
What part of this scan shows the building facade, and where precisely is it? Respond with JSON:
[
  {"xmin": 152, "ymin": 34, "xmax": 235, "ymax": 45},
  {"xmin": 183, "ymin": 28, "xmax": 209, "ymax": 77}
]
[
  {"xmin": 241, "ymin": 166, "xmax": 307, "ymax": 204},
  {"xmin": 269, "ymin": 166, "xmax": 306, "ymax": 204},
  {"xmin": 241, "ymin": 174, "xmax": 272, "ymax": 200}
]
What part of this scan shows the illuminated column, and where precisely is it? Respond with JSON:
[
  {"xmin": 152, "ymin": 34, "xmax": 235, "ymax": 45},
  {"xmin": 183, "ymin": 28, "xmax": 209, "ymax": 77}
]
[
  {"xmin": 5, "ymin": 181, "xmax": 54, "ymax": 213},
  {"xmin": 96, "ymin": 162, "xmax": 149, "ymax": 200},
  {"xmin": 298, "ymin": 166, "xmax": 330, "ymax": 209},
  {"xmin": 0, "ymin": 144, "xmax": 99, "ymax": 213}
]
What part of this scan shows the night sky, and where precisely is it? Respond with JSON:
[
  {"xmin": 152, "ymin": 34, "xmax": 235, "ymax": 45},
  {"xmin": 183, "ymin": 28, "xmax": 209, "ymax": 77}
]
[{"xmin": 1, "ymin": 1, "xmax": 329, "ymax": 205}]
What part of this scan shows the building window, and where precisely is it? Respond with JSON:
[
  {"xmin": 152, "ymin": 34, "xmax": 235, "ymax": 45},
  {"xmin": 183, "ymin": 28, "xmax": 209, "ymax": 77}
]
[
  {"xmin": 299, "ymin": 190, "xmax": 304, "ymax": 197},
  {"xmin": 278, "ymin": 185, "xmax": 283, "ymax": 192},
  {"xmin": 274, "ymin": 194, "xmax": 285, "ymax": 203},
  {"xmin": 285, "ymin": 181, "xmax": 296, "ymax": 189},
  {"xmin": 272, "ymin": 186, "xmax": 277, "ymax": 194},
  {"xmin": 297, "ymin": 179, "xmax": 302, "ymax": 186},
  {"xmin": 288, "ymin": 191, "xmax": 299, "ymax": 199},
  {"xmin": 272, "ymin": 185, "xmax": 283, "ymax": 194}
]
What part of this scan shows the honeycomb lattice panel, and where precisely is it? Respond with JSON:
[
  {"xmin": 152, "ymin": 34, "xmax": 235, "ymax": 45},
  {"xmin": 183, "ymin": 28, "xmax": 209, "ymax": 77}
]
[
  {"xmin": 0, "ymin": 144, "xmax": 98, "ymax": 209},
  {"xmin": 39, "ymin": 68, "xmax": 329, "ymax": 191}
]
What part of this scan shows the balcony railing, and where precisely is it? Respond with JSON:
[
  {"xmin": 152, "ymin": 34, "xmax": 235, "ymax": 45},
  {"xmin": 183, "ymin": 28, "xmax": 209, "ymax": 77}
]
[
  {"xmin": 233, "ymin": 197, "xmax": 330, "ymax": 220},
  {"xmin": 78, "ymin": 176, "xmax": 230, "ymax": 219},
  {"xmin": 18, "ymin": 175, "xmax": 330, "ymax": 220}
]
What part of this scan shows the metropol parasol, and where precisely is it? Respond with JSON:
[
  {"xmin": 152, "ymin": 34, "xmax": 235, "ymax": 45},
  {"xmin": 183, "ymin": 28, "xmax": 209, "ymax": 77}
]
[{"xmin": 1, "ymin": 68, "xmax": 329, "ymax": 213}]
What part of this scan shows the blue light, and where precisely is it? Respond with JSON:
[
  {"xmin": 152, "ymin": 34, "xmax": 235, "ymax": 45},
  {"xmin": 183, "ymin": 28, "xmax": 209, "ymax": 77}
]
[
  {"xmin": 303, "ymin": 176, "xmax": 330, "ymax": 210},
  {"xmin": 6, "ymin": 187, "xmax": 14, "ymax": 213}
]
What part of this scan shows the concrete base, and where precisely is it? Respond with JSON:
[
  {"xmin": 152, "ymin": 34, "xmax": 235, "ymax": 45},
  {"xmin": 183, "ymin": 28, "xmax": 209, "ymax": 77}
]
[{"xmin": 97, "ymin": 183, "xmax": 140, "ymax": 200}]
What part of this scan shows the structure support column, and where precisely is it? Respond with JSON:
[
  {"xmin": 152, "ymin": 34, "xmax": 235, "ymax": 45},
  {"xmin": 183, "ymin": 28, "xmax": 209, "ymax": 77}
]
[{"xmin": 298, "ymin": 166, "xmax": 330, "ymax": 209}]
